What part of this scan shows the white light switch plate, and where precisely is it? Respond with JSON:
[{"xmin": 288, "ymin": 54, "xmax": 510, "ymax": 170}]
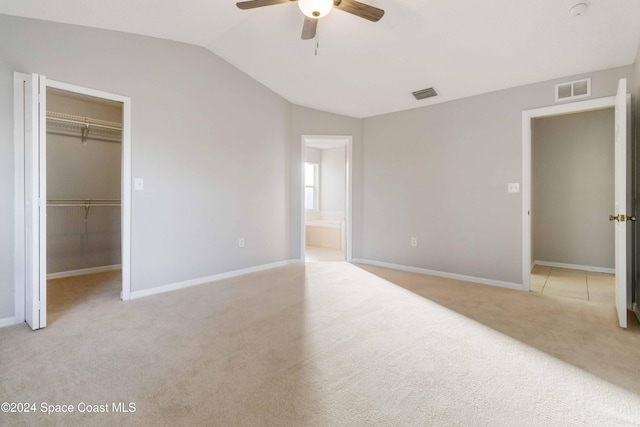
[
  {"xmin": 134, "ymin": 178, "xmax": 144, "ymax": 191},
  {"xmin": 507, "ymin": 183, "xmax": 520, "ymax": 193}
]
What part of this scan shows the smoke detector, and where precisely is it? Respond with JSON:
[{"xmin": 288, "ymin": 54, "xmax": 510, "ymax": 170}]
[{"xmin": 569, "ymin": 1, "xmax": 589, "ymax": 17}]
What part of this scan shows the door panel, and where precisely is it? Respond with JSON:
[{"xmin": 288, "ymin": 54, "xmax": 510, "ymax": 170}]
[
  {"xmin": 24, "ymin": 73, "xmax": 46, "ymax": 330},
  {"xmin": 38, "ymin": 74, "xmax": 47, "ymax": 328},
  {"xmin": 614, "ymin": 78, "xmax": 627, "ymax": 329},
  {"xmin": 24, "ymin": 74, "xmax": 38, "ymax": 329}
]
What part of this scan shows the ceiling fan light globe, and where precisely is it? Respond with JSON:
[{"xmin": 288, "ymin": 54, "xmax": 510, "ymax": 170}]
[{"xmin": 298, "ymin": 0, "xmax": 333, "ymax": 19}]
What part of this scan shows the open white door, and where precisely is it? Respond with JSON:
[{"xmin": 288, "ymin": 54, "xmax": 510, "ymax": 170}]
[
  {"xmin": 24, "ymin": 73, "xmax": 47, "ymax": 330},
  {"xmin": 613, "ymin": 78, "xmax": 627, "ymax": 329}
]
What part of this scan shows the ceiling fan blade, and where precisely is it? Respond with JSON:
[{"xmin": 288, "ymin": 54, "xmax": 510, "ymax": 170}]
[
  {"xmin": 236, "ymin": 0, "xmax": 292, "ymax": 10},
  {"xmin": 334, "ymin": 0, "xmax": 384, "ymax": 22},
  {"xmin": 301, "ymin": 17, "xmax": 317, "ymax": 40}
]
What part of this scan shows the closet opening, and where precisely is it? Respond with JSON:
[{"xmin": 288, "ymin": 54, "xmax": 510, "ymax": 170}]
[
  {"xmin": 530, "ymin": 108, "xmax": 615, "ymax": 304},
  {"xmin": 45, "ymin": 87, "xmax": 124, "ymax": 324},
  {"xmin": 522, "ymin": 79, "xmax": 632, "ymax": 329}
]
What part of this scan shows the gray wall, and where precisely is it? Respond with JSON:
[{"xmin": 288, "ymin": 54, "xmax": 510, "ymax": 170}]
[
  {"xmin": 0, "ymin": 14, "xmax": 292, "ymax": 319},
  {"xmin": 320, "ymin": 147, "xmax": 346, "ymax": 213},
  {"xmin": 1, "ymin": 14, "xmax": 637, "ymax": 321},
  {"xmin": 532, "ymin": 109, "xmax": 614, "ymax": 269},
  {"xmin": 289, "ymin": 105, "xmax": 362, "ymax": 260},
  {"xmin": 46, "ymin": 89, "xmax": 122, "ymax": 273},
  {"xmin": 361, "ymin": 65, "xmax": 633, "ymax": 284}
]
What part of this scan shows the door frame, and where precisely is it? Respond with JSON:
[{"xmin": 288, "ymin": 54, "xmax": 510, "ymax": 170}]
[
  {"xmin": 300, "ymin": 135, "xmax": 353, "ymax": 262},
  {"xmin": 13, "ymin": 73, "xmax": 132, "ymax": 326},
  {"xmin": 521, "ymin": 95, "xmax": 630, "ymax": 301}
]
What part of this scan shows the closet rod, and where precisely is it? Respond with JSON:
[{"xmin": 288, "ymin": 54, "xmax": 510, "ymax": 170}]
[
  {"xmin": 47, "ymin": 199, "xmax": 121, "ymax": 206},
  {"xmin": 46, "ymin": 116, "xmax": 122, "ymax": 131},
  {"xmin": 46, "ymin": 131, "xmax": 120, "ymax": 144},
  {"xmin": 47, "ymin": 203, "xmax": 121, "ymax": 207},
  {"xmin": 47, "ymin": 199, "xmax": 120, "ymax": 223}
]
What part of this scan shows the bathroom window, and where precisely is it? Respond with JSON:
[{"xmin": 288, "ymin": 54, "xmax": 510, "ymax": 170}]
[{"xmin": 305, "ymin": 162, "xmax": 319, "ymax": 211}]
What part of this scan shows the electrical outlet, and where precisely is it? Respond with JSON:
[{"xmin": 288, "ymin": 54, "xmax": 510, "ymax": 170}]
[
  {"xmin": 507, "ymin": 183, "xmax": 520, "ymax": 193},
  {"xmin": 238, "ymin": 238, "xmax": 245, "ymax": 248},
  {"xmin": 411, "ymin": 237, "xmax": 418, "ymax": 247}
]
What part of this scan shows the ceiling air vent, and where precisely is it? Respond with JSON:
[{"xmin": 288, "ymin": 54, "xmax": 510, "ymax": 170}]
[
  {"xmin": 412, "ymin": 87, "xmax": 438, "ymax": 100},
  {"xmin": 555, "ymin": 78, "xmax": 590, "ymax": 102}
]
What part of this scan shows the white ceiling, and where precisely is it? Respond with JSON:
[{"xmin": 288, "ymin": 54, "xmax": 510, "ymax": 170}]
[{"xmin": 2, "ymin": 0, "xmax": 639, "ymax": 118}]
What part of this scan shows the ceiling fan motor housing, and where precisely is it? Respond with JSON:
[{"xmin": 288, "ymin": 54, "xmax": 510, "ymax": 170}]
[{"xmin": 298, "ymin": 0, "xmax": 334, "ymax": 19}]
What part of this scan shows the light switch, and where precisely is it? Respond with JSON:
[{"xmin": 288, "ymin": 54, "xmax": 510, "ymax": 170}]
[
  {"xmin": 134, "ymin": 178, "xmax": 144, "ymax": 191},
  {"xmin": 507, "ymin": 183, "xmax": 520, "ymax": 193}
]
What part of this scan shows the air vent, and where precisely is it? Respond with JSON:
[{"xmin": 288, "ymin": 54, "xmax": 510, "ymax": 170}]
[
  {"xmin": 555, "ymin": 78, "xmax": 590, "ymax": 102},
  {"xmin": 412, "ymin": 87, "xmax": 438, "ymax": 100}
]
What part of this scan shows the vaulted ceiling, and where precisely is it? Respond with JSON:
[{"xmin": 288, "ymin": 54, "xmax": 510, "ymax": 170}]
[{"xmin": 2, "ymin": 0, "xmax": 639, "ymax": 118}]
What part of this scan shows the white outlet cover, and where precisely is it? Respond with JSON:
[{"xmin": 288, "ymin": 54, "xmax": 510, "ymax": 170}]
[
  {"xmin": 134, "ymin": 178, "xmax": 144, "ymax": 191},
  {"xmin": 508, "ymin": 183, "xmax": 520, "ymax": 193}
]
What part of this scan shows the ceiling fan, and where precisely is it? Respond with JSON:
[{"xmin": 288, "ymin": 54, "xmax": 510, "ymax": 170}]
[{"xmin": 236, "ymin": 0, "xmax": 385, "ymax": 40}]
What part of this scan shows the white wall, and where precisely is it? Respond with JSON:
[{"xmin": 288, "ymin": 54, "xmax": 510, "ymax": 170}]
[
  {"xmin": 0, "ymin": 14, "xmax": 292, "ymax": 319},
  {"xmin": 320, "ymin": 147, "xmax": 346, "ymax": 214},
  {"xmin": 305, "ymin": 147, "xmax": 321, "ymax": 164},
  {"xmin": 532, "ymin": 109, "xmax": 614, "ymax": 269},
  {"xmin": 361, "ymin": 65, "xmax": 634, "ymax": 285}
]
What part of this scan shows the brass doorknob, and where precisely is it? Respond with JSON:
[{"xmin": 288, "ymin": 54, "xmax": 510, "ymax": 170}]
[{"xmin": 609, "ymin": 214, "xmax": 635, "ymax": 222}]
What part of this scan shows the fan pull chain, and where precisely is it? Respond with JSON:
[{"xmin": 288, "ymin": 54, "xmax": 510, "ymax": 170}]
[{"xmin": 315, "ymin": 25, "xmax": 320, "ymax": 56}]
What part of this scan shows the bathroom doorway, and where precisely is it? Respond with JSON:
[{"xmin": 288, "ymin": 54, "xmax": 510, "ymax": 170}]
[{"xmin": 301, "ymin": 135, "xmax": 352, "ymax": 262}]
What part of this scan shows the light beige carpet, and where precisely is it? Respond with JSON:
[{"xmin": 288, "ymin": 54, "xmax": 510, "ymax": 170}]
[{"xmin": 1, "ymin": 262, "xmax": 640, "ymax": 426}]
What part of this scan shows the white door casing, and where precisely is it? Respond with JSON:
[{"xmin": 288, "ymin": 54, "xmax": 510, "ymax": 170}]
[
  {"xmin": 24, "ymin": 73, "xmax": 47, "ymax": 330},
  {"xmin": 300, "ymin": 135, "xmax": 353, "ymax": 262},
  {"xmin": 522, "ymin": 82, "xmax": 630, "ymax": 328},
  {"xmin": 14, "ymin": 73, "xmax": 133, "ymax": 329},
  {"xmin": 614, "ymin": 78, "xmax": 627, "ymax": 329}
]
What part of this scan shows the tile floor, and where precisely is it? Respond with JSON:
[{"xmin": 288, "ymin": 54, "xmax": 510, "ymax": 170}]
[
  {"xmin": 305, "ymin": 246, "xmax": 345, "ymax": 262},
  {"xmin": 530, "ymin": 265, "xmax": 615, "ymax": 305}
]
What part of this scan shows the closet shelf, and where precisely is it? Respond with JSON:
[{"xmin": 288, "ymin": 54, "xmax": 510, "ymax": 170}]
[
  {"xmin": 47, "ymin": 198, "xmax": 121, "ymax": 207},
  {"xmin": 47, "ymin": 111, "xmax": 122, "ymax": 143}
]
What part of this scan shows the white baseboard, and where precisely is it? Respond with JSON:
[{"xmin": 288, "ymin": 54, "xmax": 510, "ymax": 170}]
[
  {"xmin": 351, "ymin": 258, "xmax": 524, "ymax": 291},
  {"xmin": 0, "ymin": 317, "xmax": 17, "ymax": 328},
  {"xmin": 533, "ymin": 260, "xmax": 614, "ymax": 274},
  {"xmin": 47, "ymin": 264, "xmax": 122, "ymax": 280},
  {"xmin": 129, "ymin": 260, "xmax": 296, "ymax": 300}
]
